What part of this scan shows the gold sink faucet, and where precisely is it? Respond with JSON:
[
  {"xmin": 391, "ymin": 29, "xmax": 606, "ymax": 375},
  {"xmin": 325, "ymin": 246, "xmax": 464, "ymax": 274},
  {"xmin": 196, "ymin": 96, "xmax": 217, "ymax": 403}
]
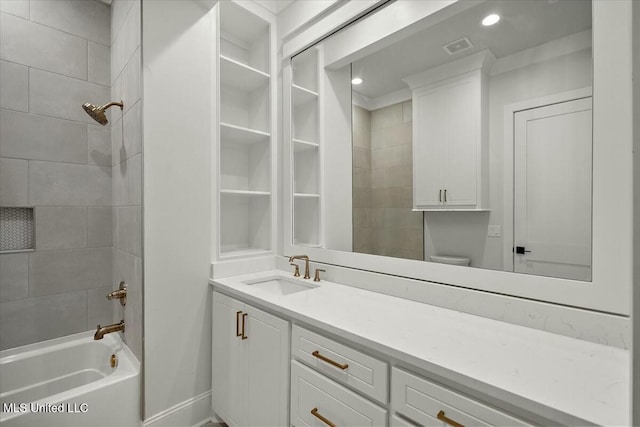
[
  {"xmin": 288, "ymin": 255, "xmax": 310, "ymax": 279},
  {"xmin": 94, "ymin": 320, "xmax": 125, "ymax": 340}
]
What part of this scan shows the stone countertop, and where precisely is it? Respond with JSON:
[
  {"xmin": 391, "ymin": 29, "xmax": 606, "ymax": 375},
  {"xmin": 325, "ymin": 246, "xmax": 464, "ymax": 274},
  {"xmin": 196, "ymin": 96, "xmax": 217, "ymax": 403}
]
[{"xmin": 211, "ymin": 270, "xmax": 629, "ymax": 426}]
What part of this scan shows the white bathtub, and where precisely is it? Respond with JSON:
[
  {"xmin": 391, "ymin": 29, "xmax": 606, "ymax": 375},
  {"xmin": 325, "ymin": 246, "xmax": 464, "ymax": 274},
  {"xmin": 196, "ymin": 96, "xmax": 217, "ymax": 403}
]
[{"xmin": 0, "ymin": 331, "xmax": 140, "ymax": 427}]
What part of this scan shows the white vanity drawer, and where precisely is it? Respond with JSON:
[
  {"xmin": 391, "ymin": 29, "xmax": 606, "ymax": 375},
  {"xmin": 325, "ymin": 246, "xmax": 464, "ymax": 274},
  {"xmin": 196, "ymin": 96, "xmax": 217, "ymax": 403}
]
[
  {"xmin": 391, "ymin": 368, "xmax": 531, "ymax": 427},
  {"xmin": 291, "ymin": 361, "xmax": 387, "ymax": 427},
  {"xmin": 292, "ymin": 325, "xmax": 388, "ymax": 403}
]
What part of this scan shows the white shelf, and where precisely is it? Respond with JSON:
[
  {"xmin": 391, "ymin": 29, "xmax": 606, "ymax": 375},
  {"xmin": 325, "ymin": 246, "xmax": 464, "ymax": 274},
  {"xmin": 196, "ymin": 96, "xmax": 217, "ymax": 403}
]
[
  {"xmin": 220, "ymin": 193, "xmax": 271, "ymax": 256},
  {"xmin": 221, "ymin": 189, "xmax": 271, "ymax": 197},
  {"xmin": 292, "ymin": 48, "xmax": 318, "ymax": 92},
  {"xmin": 220, "ymin": 1, "xmax": 269, "ymax": 74},
  {"xmin": 219, "ymin": 247, "xmax": 272, "ymax": 259},
  {"xmin": 292, "ymin": 84, "xmax": 318, "ymax": 107},
  {"xmin": 293, "ymin": 139, "xmax": 319, "ymax": 152},
  {"xmin": 291, "ymin": 48, "xmax": 321, "ymax": 253},
  {"xmin": 220, "ymin": 55, "xmax": 270, "ymax": 92},
  {"xmin": 294, "ymin": 196, "xmax": 320, "ymax": 247},
  {"xmin": 294, "ymin": 148, "xmax": 319, "ymax": 194},
  {"xmin": 217, "ymin": 1, "xmax": 273, "ymax": 263},
  {"xmin": 221, "ymin": 122, "xmax": 270, "ymax": 144}
]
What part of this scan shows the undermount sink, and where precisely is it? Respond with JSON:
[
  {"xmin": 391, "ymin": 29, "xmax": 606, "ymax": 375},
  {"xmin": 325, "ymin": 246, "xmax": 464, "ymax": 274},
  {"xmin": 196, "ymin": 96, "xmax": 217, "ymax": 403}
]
[{"xmin": 242, "ymin": 276, "xmax": 319, "ymax": 295}]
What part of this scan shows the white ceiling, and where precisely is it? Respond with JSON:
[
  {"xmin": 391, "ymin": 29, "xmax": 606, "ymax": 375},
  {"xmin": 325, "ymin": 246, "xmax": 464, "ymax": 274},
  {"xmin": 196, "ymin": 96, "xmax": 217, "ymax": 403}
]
[
  {"xmin": 351, "ymin": 0, "xmax": 591, "ymax": 100},
  {"xmin": 255, "ymin": 0, "xmax": 295, "ymax": 14}
]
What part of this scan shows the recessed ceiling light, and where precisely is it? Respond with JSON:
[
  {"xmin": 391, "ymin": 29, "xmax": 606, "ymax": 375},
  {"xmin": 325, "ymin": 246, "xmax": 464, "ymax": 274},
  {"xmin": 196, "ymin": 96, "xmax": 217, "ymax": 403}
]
[
  {"xmin": 351, "ymin": 77, "xmax": 363, "ymax": 85},
  {"xmin": 482, "ymin": 14, "xmax": 500, "ymax": 26}
]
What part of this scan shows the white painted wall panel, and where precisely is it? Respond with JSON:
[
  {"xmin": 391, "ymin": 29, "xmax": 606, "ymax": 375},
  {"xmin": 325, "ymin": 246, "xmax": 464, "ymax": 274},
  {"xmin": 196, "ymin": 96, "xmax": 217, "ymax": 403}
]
[{"xmin": 142, "ymin": 0, "xmax": 213, "ymax": 420}]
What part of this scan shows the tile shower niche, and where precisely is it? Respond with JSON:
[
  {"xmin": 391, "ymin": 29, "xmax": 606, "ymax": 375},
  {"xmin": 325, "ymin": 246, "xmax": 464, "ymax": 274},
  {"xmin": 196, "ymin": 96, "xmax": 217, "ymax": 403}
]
[{"xmin": 0, "ymin": 207, "xmax": 35, "ymax": 252}]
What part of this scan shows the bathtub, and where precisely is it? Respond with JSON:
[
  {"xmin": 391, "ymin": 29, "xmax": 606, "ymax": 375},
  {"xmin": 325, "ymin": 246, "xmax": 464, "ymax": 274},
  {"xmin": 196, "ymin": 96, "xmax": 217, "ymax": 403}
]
[{"xmin": 0, "ymin": 331, "xmax": 140, "ymax": 427}]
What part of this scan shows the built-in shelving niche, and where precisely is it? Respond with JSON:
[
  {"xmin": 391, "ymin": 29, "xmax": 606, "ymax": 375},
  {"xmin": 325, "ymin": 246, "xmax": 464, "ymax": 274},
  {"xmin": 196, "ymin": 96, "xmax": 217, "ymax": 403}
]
[
  {"xmin": 291, "ymin": 47, "xmax": 321, "ymax": 247},
  {"xmin": 220, "ymin": 192, "xmax": 271, "ymax": 258},
  {"xmin": 0, "ymin": 207, "xmax": 35, "ymax": 252},
  {"xmin": 217, "ymin": 1, "xmax": 273, "ymax": 259}
]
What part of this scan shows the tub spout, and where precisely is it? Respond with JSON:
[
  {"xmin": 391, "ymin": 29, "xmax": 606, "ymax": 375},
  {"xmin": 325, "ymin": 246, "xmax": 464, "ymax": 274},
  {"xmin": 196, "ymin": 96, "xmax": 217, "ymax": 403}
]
[{"xmin": 94, "ymin": 320, "xmax": 125, "ymax": 340}]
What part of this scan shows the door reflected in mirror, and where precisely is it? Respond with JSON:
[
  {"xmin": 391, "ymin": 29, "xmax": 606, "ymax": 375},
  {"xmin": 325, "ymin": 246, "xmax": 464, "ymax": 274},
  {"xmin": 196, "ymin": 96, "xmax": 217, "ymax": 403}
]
[{"xmin": 292, "ymin": 0, "xmax": 593, "ymax": 281}]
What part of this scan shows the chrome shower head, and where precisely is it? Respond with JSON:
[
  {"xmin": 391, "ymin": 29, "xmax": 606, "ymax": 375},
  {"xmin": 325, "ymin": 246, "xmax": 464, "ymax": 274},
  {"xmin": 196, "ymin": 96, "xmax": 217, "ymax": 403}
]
[{"xmin": 82, "ymin": 101, "xmax": 124, "ymax": 125}]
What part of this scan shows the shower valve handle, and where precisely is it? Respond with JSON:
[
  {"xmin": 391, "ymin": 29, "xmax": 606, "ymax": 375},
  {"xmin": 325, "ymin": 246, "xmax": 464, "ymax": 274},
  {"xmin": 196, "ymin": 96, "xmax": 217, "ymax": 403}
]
[{"xmin": 107, "ymin": 281, "xmax": 127, "ymax": 306}]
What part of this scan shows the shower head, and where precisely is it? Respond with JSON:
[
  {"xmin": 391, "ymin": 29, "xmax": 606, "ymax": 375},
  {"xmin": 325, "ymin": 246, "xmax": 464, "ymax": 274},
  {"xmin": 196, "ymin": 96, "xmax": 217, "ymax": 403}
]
[{"xmin": 82, "ymin": 101, "xmax": 124, "ymax": 125}]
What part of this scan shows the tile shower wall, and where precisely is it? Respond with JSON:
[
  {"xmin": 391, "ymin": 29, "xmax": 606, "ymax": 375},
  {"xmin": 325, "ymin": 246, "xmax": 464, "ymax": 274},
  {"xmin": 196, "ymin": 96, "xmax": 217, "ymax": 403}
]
[
  {"xmin": 111, "ymin": 0, "xmax": 142, "ymax": 361},
  {"xmin": 353, "ymin": 105, "xmax": 373, "ymax": 254},
  {"xmin": 0, "ymin": 0, "xmax": 112, "ymax": 349},
  {"xmin": 353, "ymin": 102, "xmax": 423, "ymax": 261}
]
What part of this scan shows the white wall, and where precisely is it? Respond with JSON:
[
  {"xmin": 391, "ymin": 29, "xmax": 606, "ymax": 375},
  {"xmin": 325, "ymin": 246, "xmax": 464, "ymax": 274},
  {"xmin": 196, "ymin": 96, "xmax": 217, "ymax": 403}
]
[
  {"xmin": 486, "ymin": 49, "xmax": 592, "ymax": 270},
  {"xmin": 323, "ymin": 60, "xmax": 353, "ymax": 251},
  {"xmin": 142, "ymin": 0, "xmax": 213, "ymax": 421}
]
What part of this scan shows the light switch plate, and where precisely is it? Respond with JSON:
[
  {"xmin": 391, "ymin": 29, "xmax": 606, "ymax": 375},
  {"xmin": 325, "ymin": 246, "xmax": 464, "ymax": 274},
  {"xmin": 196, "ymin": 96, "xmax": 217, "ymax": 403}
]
[{"xmin": 488, "ymin": 225, "xmax": 501, "ymax": 237}]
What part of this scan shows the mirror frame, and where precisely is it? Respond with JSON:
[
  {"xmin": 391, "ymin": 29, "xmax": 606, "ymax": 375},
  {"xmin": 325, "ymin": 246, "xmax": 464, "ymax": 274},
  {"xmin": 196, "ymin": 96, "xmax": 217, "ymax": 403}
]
[{"xmin": 282, "ymin": 0, "xmax": 633, "ymax": 315}]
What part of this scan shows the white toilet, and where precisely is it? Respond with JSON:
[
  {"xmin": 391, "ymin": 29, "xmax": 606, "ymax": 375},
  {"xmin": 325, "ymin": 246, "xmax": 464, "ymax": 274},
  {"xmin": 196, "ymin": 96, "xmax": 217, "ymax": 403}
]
[{"xmin": 429, "ymin": 255, "xmax": 471, "ymax": 266}]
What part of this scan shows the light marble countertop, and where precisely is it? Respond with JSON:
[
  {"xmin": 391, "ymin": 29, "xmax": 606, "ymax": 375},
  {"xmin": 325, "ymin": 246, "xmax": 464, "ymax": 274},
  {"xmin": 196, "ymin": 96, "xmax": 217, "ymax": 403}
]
[{"xmin": 211, "ymin": 270, "xmax": 629, "ymax": 426}]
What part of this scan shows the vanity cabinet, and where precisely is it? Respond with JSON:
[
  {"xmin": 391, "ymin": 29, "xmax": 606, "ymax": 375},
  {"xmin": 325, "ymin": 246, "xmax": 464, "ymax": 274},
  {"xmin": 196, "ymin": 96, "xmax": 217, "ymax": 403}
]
[
  {"xmin": 211, "ymin": 292, "xmax": 289, "ymax": 427},
  {"xmin": 212, "ymin": 276, "xmax": 606, "ymax": 426},
  {"xmin": 409, "ymin": 63, "xmax": 489, "ymax": 210}
]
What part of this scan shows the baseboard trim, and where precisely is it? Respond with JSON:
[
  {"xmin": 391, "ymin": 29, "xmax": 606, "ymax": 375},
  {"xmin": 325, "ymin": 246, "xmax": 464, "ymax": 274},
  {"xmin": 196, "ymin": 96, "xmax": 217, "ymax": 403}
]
[{"xmin": 143, "ymin": 390, "xmax": 217, "ymax": 427}]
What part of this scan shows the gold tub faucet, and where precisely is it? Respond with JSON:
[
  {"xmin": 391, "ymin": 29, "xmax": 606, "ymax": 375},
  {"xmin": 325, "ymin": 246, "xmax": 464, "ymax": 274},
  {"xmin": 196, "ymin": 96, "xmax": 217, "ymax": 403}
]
[{"xmin": 94, "ymin": 320, "xmax": 125, "ymax": 340}]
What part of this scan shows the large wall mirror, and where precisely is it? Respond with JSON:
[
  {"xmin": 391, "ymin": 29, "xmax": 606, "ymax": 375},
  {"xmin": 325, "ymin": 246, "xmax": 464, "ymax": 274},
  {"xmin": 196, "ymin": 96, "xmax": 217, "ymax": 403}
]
[
  {"xmin": 349, "ymin": 0, "xmax": 593, "ymax": 283},
  {"xmin": 283, "ymin": 0, "xmax": 632, "ymax": 315}
]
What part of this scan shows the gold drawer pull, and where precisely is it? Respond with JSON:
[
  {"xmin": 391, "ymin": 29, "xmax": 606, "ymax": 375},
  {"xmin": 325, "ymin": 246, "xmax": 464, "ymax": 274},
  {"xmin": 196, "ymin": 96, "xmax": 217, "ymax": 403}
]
[
  {"xmin": 311, "ymin": 407, "xmax": 336, "ymax": 427},
  {"xmin": 235, "ymin": 311, "xmax": 242, "ymax": 337},
  {"xmin": 437, "ymin": 410, "xmax": 464, "ymax": 427},
  {"xmin": 312, "ymin": 350, "xmax": 348, "ymax": 370}
]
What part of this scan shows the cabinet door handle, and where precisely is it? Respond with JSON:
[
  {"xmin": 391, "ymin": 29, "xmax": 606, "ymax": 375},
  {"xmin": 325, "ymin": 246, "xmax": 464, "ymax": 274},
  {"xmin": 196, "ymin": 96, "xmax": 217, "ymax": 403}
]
[
  {"xmin": 437, "ymin": 410, "xmax": 464, "ymax": 427},
  {"xmin": 235, "ymin": 311, "xmax": 242, "ymax": 337},
  {"xmin": 312, "ymin": 350, "xmax": 348, "ymax": 370},
  {"xmin": 241, "ymin": 313, "xmax": 248, "ymax": 340},
  {"xmin": 444, "ymin": 189, "xmax": 447, "ymax": 202},
  {"xmin": 311, "ymin": 408, "xmax": 336, "ymax": 427},
  {"xmin": 439, "ymin": 189, "xmax": 442, "ymax": 202}
]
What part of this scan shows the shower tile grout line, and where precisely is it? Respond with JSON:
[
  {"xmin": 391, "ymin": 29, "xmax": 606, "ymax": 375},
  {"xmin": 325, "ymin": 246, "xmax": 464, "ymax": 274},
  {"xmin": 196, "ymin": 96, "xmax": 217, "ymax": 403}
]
[
  {"xmin": 0, "ymin": 8, "xmax": 111, "ymax": 49},
  {"xmin": 0, "ymin": 57, "xmax": 111, "ymax": 89}
]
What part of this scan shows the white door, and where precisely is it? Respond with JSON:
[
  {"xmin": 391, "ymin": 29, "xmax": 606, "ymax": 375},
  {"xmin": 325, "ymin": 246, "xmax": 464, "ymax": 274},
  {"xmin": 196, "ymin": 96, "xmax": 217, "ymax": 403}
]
[
  {"xmin": 514, "ymin": 97, "xmax": 592, "ymax": 281},
  {"xmin": 211, "ymin": 292, "xmax": 245, "ymax": 427},
  {"xmin": 245, "ymin": 304, "xmax": 289, "ymax": 427}
]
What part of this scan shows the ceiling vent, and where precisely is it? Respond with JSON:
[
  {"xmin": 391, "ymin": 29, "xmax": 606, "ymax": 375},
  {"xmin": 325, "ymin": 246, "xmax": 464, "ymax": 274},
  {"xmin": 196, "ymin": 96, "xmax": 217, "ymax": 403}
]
[{"xmin": 442, "ymin": 37, "xmax": 474, "ymax": 56}]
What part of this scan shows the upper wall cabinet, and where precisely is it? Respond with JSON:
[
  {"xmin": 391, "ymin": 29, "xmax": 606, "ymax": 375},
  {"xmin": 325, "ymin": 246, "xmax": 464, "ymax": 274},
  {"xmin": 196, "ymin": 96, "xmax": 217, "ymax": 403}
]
[
  {"xmin": 404, "ymin": 52, "xmax": 492, "ymax": 211},
  {"xmin": 214, "ymin": 1, "xmax": 276, "ymax": 261}
]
